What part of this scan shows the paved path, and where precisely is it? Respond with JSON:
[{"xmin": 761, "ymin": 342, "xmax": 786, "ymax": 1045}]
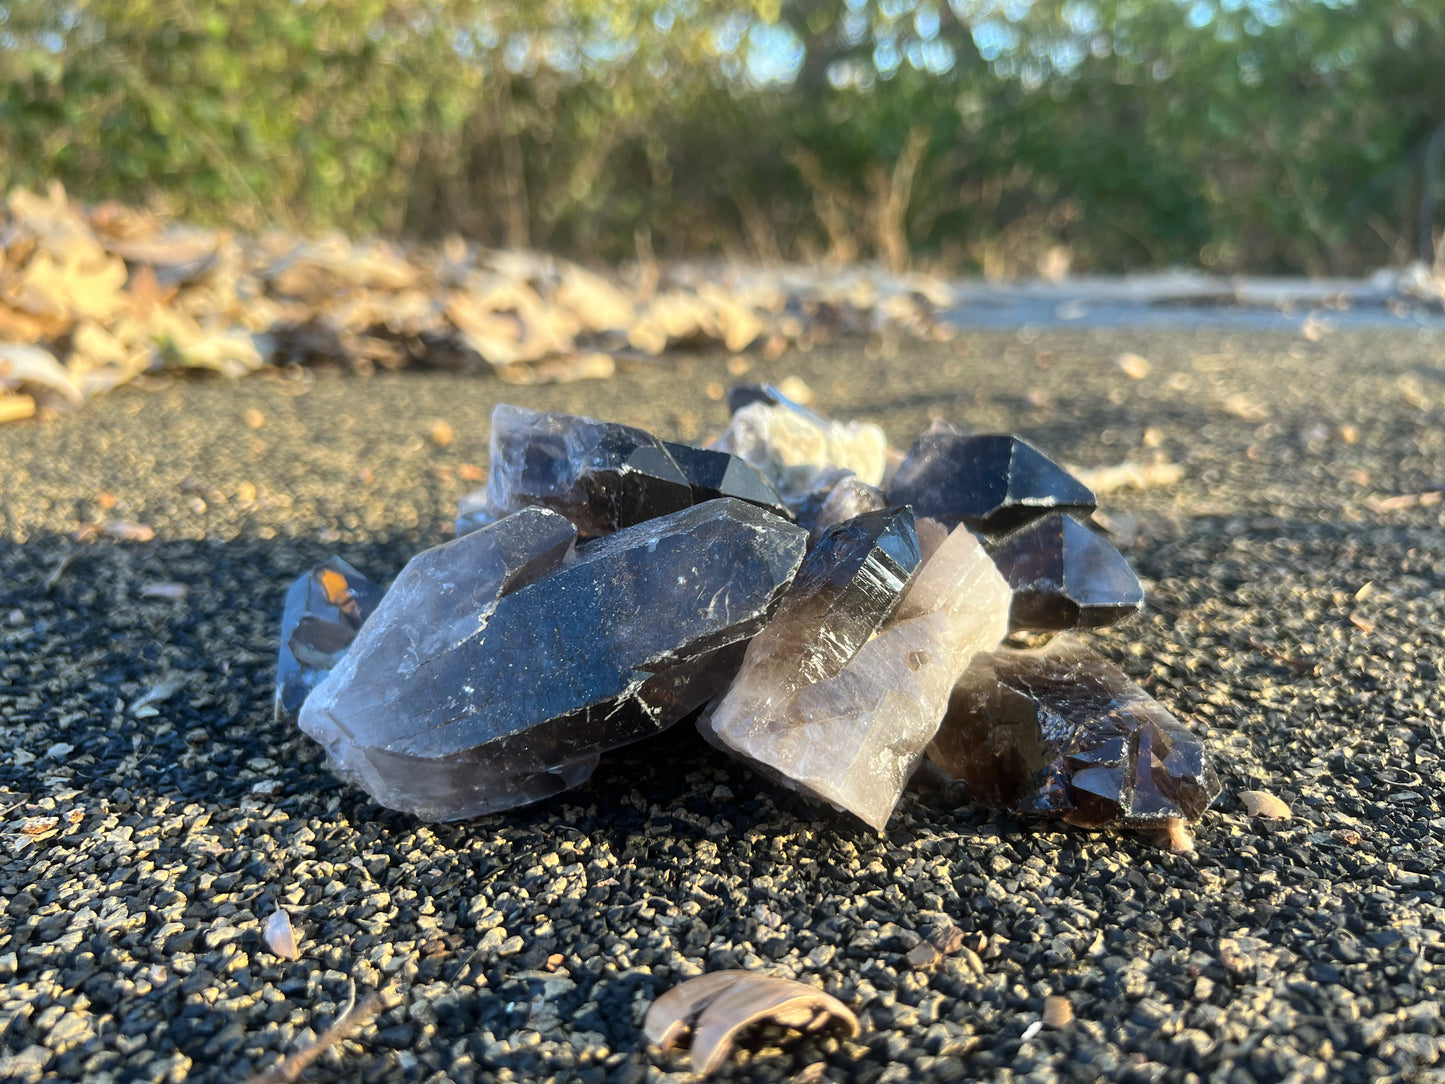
[{"xmin": 3, "ymin": 325, "xmax": 1444, "ymax": 1082}]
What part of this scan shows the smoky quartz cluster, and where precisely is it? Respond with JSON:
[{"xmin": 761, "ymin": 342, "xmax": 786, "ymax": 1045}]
[{"xmin": 276, "ymin": 385, "xmax": 1219, "ymax": 834}]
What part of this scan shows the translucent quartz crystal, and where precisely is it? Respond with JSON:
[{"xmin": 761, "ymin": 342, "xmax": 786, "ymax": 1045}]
[
  {"xmin": 704, "ymin": 511, "xmax": 1012, "ymax": 830},
  {"xmin": 712, "ymin": 401, "xmax": 889, "ymax": 508},
  {"xmin": 301, "ymin": 500, "xmax": 806, "ymax": 820},
  {"xmin": 987, "ymin": 512, "xmax": 1143, "ymax": 630},
  {"xmin": 484, "ymin": 403, "xmax": 695, "ymax": 537},
  {"xmin": 808, "ymin": 474, "xmax": 889, "ymax": 543},
  {"xmin": 274, "ymin": 557, "xmax": 384, "ymax": 724},
  {"xmin": 456, "ymin": 405, "xmax": 792, "ymax": 536},
  {"xmin": 888, "ymin": 424, "xmax": 1096, "ymax": 536},
  {"xmin": 929, "ymin": 635, "xmax": 1221, "ymax": 826}
]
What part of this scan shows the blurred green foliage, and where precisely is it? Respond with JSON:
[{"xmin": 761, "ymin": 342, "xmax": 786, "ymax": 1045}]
[{"xmin": 1, "ymin": 0, "xmax": 1441, "ymax": 273}]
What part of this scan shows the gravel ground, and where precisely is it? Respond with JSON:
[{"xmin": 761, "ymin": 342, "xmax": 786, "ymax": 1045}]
[{"xmin": 3, "ymin": 325, "xmax": 1445, "ymax": 1084}]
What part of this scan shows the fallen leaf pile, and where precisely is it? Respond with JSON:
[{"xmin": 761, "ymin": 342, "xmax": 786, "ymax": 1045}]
[
  {"xmin": 645, "ymin": 970, "xmax": 860, "ymax": 1077},
  {"xmin": 0, "ymin": 182, "xmax": 956, "ymax": 421}
]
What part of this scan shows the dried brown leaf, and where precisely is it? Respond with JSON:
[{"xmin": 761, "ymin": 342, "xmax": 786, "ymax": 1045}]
[
  {"xmin": 0, "ymin": 342, "xmax": 82, "ymax": 406},
  {"xmin": 1117, "ymin": 352, "xmax": 1151, "ymax": 379},
  {"xmin": 8, "ymin": 248, "xmax": 129, "ymax": 322},
  {"xmin": 0, "ymin": 301, "xmax": 63, "ymax": 342},
  {"xmin": 0, "ymin": 393, "xmax": 35, "ymax": 423},
  {"xmin": 554, "ymin": 264, "xmax": 635, "ymax": 332},
  {"xmin": 1070, "ymin": 459, "xmax": 1184, "ymax": 495},
  {"xmin": 495, "ymin": 353, "xmax": 615, "ymax": 385},
  {"xmin": 645, "ymin": 971, "xmax": 859, "ymax": 1078},
  {"xmin": 1239, "ymin": 790, "xmax": 1292, "ymax": 821},
  {"xmin": 427, "ymin": 419, "xmax": 454, "ymax": 447},
  {"xmin": 1160, "ymin": 821, "xmax": 1195, "ymax": 853},
  {"xmin": 102, "ymin": 521, "xmax": 155, "ymax": 542},
  {"xmin": 1042, "ymin": 995, "xmax": 1073, "ymax": 1028}
]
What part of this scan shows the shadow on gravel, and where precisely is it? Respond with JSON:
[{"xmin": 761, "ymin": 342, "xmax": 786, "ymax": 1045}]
[{"xmin": 0, "ymin": 529, "xmax": 880, "ymax": 845}]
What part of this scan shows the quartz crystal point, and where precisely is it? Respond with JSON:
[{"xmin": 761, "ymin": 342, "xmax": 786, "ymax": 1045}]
[
  {"xmin": 987, "ymin": 513, "xmax": 1143, "ymax": 630},
  {"xmin": 274, "ymin": 558, "xmax": 384, "ymax": 723},
  {"xmin": 660, "ymin": 440, "xmax": 793, "ymax": 520},
  {"xmin": 482, "ymin": 403, "xmax": 696, "ymax": 537},
  {"xmin": 712, "ymin": 401, "xmax": 889, "ymax": 510},
  {"xmin": 888, "ymin": 425, "xmax": 1096, "ymax": 536},
  {"xmin": 301, "ymin": 500, "xmax": 806, "ymax": 820},
  {"xmin": 808, "ymin": 474, "xmax": 889, "ymax": 543},
  {"xmin": 705, "ymin": 509, "xmax": 1012, "ymax": 830},
  {"xmin": 929, "ymin": 636, "xmax": 1221, "ymax": 827}
]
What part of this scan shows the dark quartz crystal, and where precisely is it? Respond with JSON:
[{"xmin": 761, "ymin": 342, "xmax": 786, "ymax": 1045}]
[
  {"xmin": 749, "ymin": 506, "xmax": 923, "ymax": 685},
  {"xmin": 987, "ymin": 512, "xmax": 1143, "ymax": 630},
  {"xmin": 274, "ymin": 557, "xmax": 384, "ymax": 723},
  {"xmin": 660, "ymin": 440, "xmax": 793, "ymax": 520},
  {"xmin": 484, "ymin": 403, "xmax": 695, "ymax": 537},
  {"xmin": 301, "ymin": 499, "xmax": 806, "ymax": 820},
  {"xmin": 928, "ymin": 635, "xmax": 1220, "ymax": 827},
  {"xmin": 887, "ymin": 426, "xmax": 1096, "ymax": 536}
]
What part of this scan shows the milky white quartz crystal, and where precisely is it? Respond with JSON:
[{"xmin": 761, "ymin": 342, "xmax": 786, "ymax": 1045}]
[{"xmin": 712, "ymin": 401, "xmax": 889, "ymax": 504}]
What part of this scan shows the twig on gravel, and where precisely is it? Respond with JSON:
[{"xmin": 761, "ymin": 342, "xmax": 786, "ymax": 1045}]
[
  {"xmin": 242, "ymin": 987, "xmax": 397, "ymax": 1084},
  {"xmin": 43, "ymin": 550, "xmax": 76, "ymax": 592}
]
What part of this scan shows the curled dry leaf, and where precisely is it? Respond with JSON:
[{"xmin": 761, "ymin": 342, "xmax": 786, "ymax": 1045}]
[
  {"xmin": 0, "ymin": 342, "xmax": 82, "ymax": 406},
  {"xmin": 1069, "ymin": 459, "xmax": 1184, "ymax": 495},
  {"xmin": 1239, "ymin": 789, "xmax": 1292, "ymax": 820},
  {"xmin": 645, "ymin": 971, "xmax": 859, "ymax": 1078},
  {"xmin": 265, "ymin": 908, "xmax": 301, "ymax": 960}
]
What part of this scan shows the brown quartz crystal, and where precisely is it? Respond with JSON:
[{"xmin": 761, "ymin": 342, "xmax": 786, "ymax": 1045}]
[{"xmin": 929, "ymin": 635, "xmax": 1220, "ymax": 827}]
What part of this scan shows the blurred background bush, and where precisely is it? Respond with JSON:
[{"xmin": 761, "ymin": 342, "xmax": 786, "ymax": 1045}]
[{"xmin": 1, "ymin": 0, "xmax": 1441, "ymax": 275}]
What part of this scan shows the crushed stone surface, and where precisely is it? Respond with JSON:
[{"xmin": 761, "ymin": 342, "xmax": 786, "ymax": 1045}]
[{"xmin": 2, "ymin": 327, "xmax": 1445, "ymax": 1083}]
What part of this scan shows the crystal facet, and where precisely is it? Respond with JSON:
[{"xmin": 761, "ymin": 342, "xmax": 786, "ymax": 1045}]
[
  {"xmin": 987, "ymin": 512, "xmax": 1143, "ymax": 630},
  {"xmin": 928, "ymin": 635, "xmax": 1221, "ymax": 826},
  {"xmin": 808, "ymin": 474, "xmax": 889, "ymax": 543},
  {"xmin": 483, "ymin": 403, "xmax": 695, "ymax": 537},
  {"xmin": 274, "ymin": 557, "xmax": 384, "ymax": 723},
  {"xmin": 660, "ymin": 440, "xmax": 793, "ymax": 520},
  {"xmin": 301, "ymin": 500, "xmax": 806, "ymax": 820},
  {"xmin": 887, "ymin": 426, "xmax": 1096, "ymax": 536}
]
